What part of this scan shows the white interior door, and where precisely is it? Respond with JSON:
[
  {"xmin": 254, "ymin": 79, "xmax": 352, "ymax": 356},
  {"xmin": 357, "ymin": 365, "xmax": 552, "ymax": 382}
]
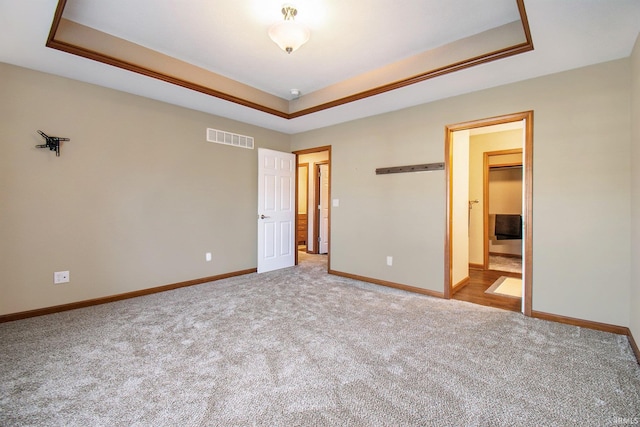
[
  {"xmin": 318, "ymin": 163, "xmax": 329, "ymax": 254},
  {"xmin": 257, "ymin": 148, "xmax": 295, "ymax": 273}
]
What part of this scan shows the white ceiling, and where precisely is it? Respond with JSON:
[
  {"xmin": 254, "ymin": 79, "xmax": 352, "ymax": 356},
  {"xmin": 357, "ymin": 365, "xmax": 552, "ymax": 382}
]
[
  {"xmin": 61, "ymin": 0, "xmax": 521, "ymax": 99},
  {"xmin": 1, "ymin": 1, "xmax": 639, "ymax": 134}
]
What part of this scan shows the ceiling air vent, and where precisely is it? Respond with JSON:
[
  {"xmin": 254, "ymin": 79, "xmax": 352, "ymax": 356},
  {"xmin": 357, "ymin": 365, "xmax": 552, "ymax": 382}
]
[{"xmin": 206, "ymin": 128, "xmax": 254, "ymax": 149}]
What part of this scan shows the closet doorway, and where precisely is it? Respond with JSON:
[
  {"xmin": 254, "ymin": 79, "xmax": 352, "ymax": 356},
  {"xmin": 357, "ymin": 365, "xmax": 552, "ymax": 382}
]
[
  {"xmin": 293, "ymin": 146, "xmax": 332, "ymax": 269},
  {"xmin": 444, "ymin": 111, "xmax": 533, "ymax": 315},
  {"xmin": 297, "ymin": 163, "xmax": 309, "ymax": 251},
  {"xmin": 485, "ymin": 150, "xmax": 523, "ymax": 272}
]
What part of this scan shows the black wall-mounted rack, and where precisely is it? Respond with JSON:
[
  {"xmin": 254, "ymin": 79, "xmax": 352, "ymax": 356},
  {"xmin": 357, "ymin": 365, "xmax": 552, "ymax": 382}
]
[{"xmin": 375, "ymin": 162, "xmax": 445, "ymax": 175}]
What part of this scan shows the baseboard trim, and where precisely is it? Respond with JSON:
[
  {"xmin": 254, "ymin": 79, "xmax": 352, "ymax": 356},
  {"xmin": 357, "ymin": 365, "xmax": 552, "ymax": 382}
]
[
  {"xmin": 328, "ymin": 269, "xmax": 444, "ymax": 298},
  {"xmin": 469, "ymin": 263, "xmax": 484, "ymax": 270},
  {"xmin": 530, "ymin": 311, "xmax": 639, "ymax": 365},
  {"xmin": 627, "ymin": 330, "xmax": 640, "ymax": 365},
  {"xmin": 452, "ymin": 276, "xmax": 470, "ymax": 294},
  {"xmin": 0, "ymin": 268, "xmax": 257, "ymax": 323},
  {"xmin": 531, "ymin": 310, "xmax": 628, "ymax": 335}
]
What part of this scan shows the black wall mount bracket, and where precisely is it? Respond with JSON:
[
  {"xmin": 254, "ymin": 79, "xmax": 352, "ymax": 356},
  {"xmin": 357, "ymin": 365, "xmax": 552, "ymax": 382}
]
[{"xmin": 36, "ymin": 130, "xmax": 70, "ymax": 157}]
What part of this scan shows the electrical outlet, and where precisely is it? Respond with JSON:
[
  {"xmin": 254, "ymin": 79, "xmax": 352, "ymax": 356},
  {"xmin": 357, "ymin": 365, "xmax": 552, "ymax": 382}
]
[
  {"xmin": 386, "ymin": 256, "xmax": 393, "ymax": 266},
  {"xmin": 54, "ymin": 271, "xmax": 70, "ymax": 284},
  {"xmin": 205, "ymin": 252, "xmax": 212, "ymax": 262}
]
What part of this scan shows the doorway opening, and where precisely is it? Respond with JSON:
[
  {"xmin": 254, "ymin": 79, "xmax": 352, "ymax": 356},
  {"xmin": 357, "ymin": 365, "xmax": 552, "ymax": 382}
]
[
  {"xmin": 297, "ymin": 163, "xmax": 309, "ymax": 252},
  {"xmin": 293, "ymin": 146, "xmax": 331, "ymax": 270},
  {"xmin": 315, "ymin": 162, "xmax": 330, "ymax": 255},
  {"xmin": 485, "ymin": 150, "xmax": 523, "ymax": 273},
  {"xmin": 444, "ymin": 112, "xmax": 533, "ymax": 315}
]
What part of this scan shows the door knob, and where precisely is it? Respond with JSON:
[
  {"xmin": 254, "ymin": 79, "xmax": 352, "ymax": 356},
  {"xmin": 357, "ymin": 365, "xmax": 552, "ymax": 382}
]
[{"xmin": 259, "ymin": 214, "xmax": 270, "ymax": 219}]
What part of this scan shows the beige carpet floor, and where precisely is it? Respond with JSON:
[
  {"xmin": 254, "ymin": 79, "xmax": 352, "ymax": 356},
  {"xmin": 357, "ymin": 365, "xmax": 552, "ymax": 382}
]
[{"xmin": 1, "ymin": 253, "xmax": 639, "ymax": 426}]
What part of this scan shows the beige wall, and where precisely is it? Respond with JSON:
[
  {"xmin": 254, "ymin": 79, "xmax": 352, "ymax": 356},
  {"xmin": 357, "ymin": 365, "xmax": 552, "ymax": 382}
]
[
  {"xmin": 1, "ymin": 53, "xmax": 636, "ymax": 330},
  {"xmin": 452, "ymin": 130, "xmax": 470, "ymax": 287},
  {"xmin": 297, "ymin": 164, "xmax": 308, "ymax": 215},
  {"xmin": 292, "ymin": 108, "xmax": 447, "ymax": 291},
  {"xmin": 631, "ymin": 34, "xmax": 640, "ymax": 341},
  {"xmin": 292, "ymin": 58, "xmax": 632, "ymax": 326},
  {"xmin": 0, "ymin": 63, "xmax": 290, "ymax": 315}
]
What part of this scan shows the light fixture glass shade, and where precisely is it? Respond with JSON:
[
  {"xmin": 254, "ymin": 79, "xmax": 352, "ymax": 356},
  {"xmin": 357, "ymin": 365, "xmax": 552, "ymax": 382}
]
[{"xmin": 268, "ymin": 7, "xmax": 310, "ymax": 54}]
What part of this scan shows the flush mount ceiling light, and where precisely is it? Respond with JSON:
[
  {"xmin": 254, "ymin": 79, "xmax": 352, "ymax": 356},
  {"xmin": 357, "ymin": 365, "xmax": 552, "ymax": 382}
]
[{"xmin": 268, "ymin": 5, "xmax": 310, "ymax": 54}]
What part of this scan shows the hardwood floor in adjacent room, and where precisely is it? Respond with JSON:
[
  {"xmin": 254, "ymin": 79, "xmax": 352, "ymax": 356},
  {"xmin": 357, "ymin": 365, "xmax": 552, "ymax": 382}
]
[{"xmin": 452, "ymin": 269, "xmax": 522, "ymax": 312}]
